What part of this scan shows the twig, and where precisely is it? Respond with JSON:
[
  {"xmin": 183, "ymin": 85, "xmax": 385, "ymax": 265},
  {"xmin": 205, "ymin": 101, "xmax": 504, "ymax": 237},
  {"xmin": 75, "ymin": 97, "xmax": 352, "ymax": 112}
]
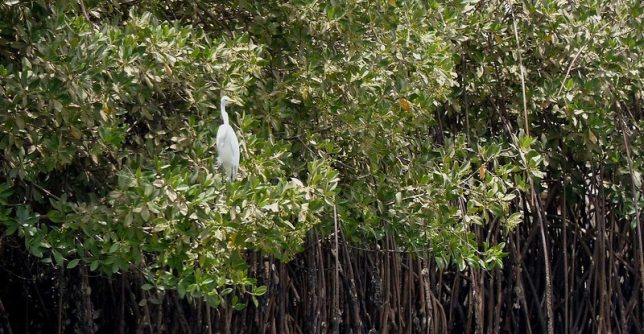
[
  {"xmin": 78, "ymin": 0, "xmax": 91, "ymax": 22},
  {"xmin": 510, "ymin": 3, "xmax": 554, "ymax": 334},
  {"xmin": 332, "ymin": 204, "xmax": 340, "ymax": 333},
  {"xmin": 206, "ymin": 303, "xmax": 213, "ymax": 334},
  {"xmin": 617, "ymin": 109, "xmax": 644, "ymax": 307},
  {"xmin": 0, "ymin": 294, "xmax": 14, "ymax": 334},
  {"xmin": 556, "ymin": 46, "xmax": 587, "ymax": 98},
  {"xmin": 57, "ymin": 266, "xmax": 64, "ymax": 334},
  {"xmin": 32, "ymin": 183, "xmax": 60, "ymax": 201},
  {"xmin": 509, "ymin": 4, "xmax": 530, "ymax": 136}
]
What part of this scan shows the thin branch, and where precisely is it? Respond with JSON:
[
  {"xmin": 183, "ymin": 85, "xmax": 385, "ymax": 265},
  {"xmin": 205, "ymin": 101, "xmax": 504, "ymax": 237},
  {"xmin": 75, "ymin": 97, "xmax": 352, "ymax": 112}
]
[
  {"xmin": 78, "ymin": 0, "xmax": 91, "ymax": 22},
  {"xmin": 556, "ymin": 45, "xmax": 587, "ymax": 98},
  {"xmin": 332, "ymin": 204, "xmax": 340, "ymax": 333},
  {"xmin": 510, "ymin": 4, "xmax": 553, "ymax": 334},
  {"xmin": 618, "ymin": 109, "xmax": 644, "ymax": 307},
  {"xmin": 510, "ymin": 4, "xmax": 530, "ymax": 136},
  {"xmin": 0, "ymin": 294, "xmax": 13, "ymax": 334}
]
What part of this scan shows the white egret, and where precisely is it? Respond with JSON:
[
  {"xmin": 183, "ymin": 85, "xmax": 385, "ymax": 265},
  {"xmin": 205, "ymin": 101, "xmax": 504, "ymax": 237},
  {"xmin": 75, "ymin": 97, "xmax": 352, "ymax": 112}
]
[{"xmin": 216, "ymin": 96, "xmax": 240, "ymax": 182}]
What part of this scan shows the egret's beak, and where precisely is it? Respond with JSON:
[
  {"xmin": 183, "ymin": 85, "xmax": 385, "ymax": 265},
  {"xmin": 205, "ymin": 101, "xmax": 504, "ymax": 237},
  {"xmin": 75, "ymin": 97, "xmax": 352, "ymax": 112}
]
[{"xmin": 228, "ymin": 97, "xmax": 243, "ymax": 106}]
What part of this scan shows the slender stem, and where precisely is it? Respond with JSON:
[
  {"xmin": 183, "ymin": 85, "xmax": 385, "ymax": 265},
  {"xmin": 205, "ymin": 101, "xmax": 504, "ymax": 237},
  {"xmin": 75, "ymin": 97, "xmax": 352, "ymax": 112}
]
[
  {"xmin": 332, "ymin": 205, "xmax": 340, "ymax": 333},
  {"xmin": 0, "ymin": 296, "xmax": 13, "ymax": 334},
  {"xmin": 78, "ymin": 0, "xmax": 90, "ymax": 22},
  {"xmin": 618, "ymin": 112, "xmax": 644, "ymax": 307},
  {"xmin": 556, "ymin": 46, "xmax": 587, "ymax": 98},
  {"xmin": 511, "ymin": 4, "xmax": 553, "ymax": 333},
  {"xmin": 58, "ymin": 266, "xmax": 64, "ymax": 334},
  {"xmin": 510, "ymin": 4, "xmax": 529, "ymax": 136},
  {"xmin": 563, "ymin": 181, "xmax": 569, "ymax": 334}
]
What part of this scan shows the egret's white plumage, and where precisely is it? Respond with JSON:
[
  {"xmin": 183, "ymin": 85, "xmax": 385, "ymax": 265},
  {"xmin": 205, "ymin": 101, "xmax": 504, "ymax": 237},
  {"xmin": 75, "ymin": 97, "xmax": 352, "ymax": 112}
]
[{"xmin": 216, "ymin": 96, "xmax": 240, "ymax": 182}]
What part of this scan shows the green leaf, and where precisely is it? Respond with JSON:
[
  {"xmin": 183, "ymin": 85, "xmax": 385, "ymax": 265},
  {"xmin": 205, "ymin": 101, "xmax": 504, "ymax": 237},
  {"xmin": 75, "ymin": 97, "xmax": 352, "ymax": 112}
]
[
  {"xmin": 90, "ymin": 260, "xmax": 99, "ymax": 271},
  {"xmin": 252, "ymin": 285, "xmax": 268, "ymax": 296},
  {"xmin": 53, "ymin": 250, "xmax": 64, "ymax": 266},
  {"xmin": 67, "ymin": 259, "xmax": 81, "ymax": 269}
]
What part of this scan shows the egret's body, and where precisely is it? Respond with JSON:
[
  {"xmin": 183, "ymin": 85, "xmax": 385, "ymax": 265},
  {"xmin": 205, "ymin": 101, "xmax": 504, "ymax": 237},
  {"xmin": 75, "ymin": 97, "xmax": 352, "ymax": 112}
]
[{"xmin": 216, "ymin": 96, "xmax": 240, "ymax": 182}]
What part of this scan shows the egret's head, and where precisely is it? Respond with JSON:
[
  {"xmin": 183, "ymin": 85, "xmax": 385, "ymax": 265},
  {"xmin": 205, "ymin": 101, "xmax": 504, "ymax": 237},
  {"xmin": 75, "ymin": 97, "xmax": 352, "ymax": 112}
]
[
  {"xmin": 221, "ymin": 95, "xmax": 232, "ymax": 107},
  {"xmin": 221, "ymin": 96, "xmax": 242, "ymax": 110}
]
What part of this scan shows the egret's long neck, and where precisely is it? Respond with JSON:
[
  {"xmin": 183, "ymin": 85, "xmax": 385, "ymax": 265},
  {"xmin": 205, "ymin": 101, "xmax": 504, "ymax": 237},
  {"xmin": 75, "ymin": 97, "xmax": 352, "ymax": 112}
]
[{"xmin": 220, "ymin": 102, "xmax": 229, "ymax": 125}]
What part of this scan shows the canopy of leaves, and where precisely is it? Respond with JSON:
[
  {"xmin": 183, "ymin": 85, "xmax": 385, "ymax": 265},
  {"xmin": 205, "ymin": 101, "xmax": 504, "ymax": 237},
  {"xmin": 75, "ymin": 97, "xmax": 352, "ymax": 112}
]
[{"xmin": 0, "ymin": 0, "xmax": 641, "ymax": 307}]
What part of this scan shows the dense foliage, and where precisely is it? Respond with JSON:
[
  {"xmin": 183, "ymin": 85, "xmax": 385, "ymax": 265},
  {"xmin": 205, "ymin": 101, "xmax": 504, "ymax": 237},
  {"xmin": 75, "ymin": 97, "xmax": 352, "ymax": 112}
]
[{"xmin": 0, "ymin": 0, "xmax": 642, "ymax": 332}]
